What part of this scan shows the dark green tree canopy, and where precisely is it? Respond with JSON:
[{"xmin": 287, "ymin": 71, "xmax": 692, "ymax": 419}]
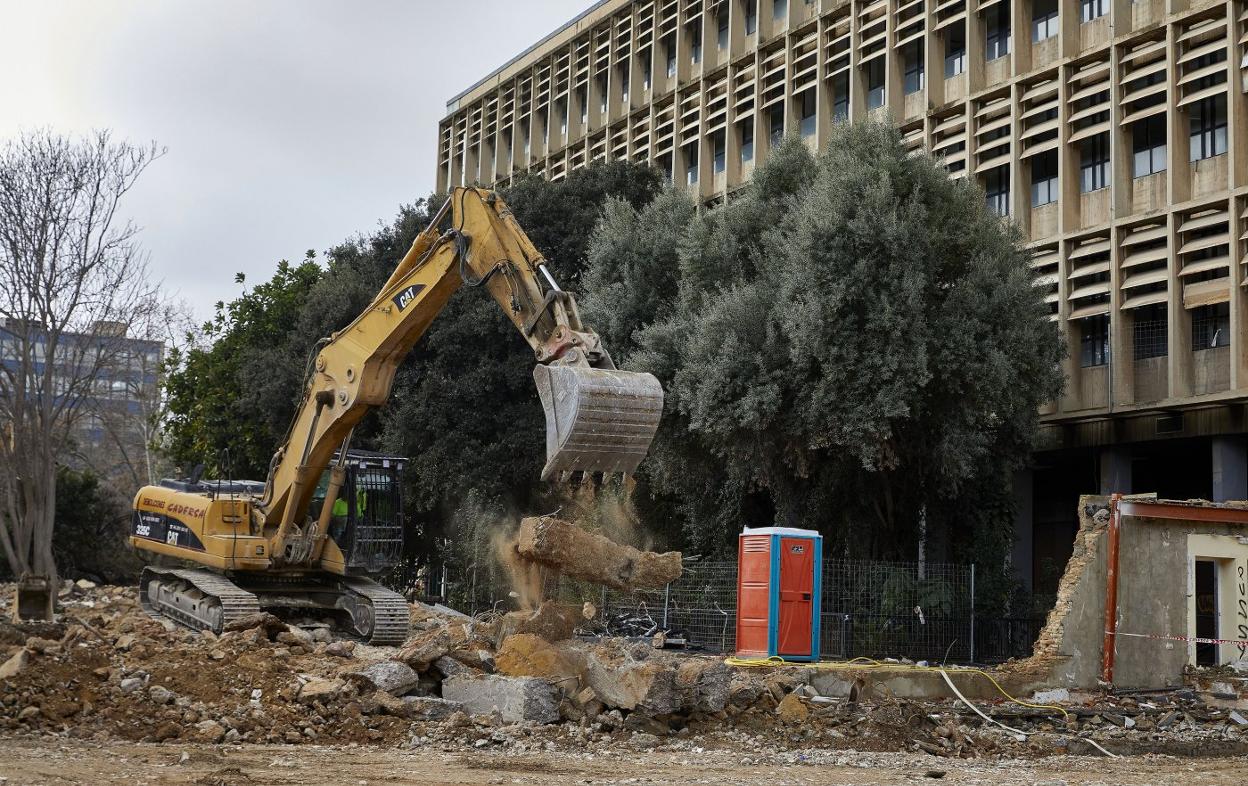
[{"xmin": 582, "ymin": 122, "xmax": 1064, "ymax": 563}]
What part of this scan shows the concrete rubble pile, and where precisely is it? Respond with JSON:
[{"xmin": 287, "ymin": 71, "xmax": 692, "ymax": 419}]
[{"xmin": 1, "ymin": 581, "xmax": 1247, "ymax": 760}]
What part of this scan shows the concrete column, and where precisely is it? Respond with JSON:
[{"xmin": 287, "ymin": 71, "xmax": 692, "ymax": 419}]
[
  {"xmin": 1212, "ymin": 436, "xmax": 1248, "ymax": 502},
  {"xmin": 1011, "ymin": 468, "xmax": 1035, "ymax": 593},
  {"xmin": 1099, "ymin": 445, "xmax": 1133, "ymax": 495}
]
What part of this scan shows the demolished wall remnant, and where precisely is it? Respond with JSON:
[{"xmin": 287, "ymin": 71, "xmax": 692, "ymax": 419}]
[{"xmin": 1015, "ymin": 494, "xmax": 1248, "ymax": 690}]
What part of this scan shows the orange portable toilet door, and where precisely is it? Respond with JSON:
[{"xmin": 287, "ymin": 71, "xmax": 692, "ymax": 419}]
[{"xmin": 777, "ymin": 537, "xmax": 814, "ymax": 655}]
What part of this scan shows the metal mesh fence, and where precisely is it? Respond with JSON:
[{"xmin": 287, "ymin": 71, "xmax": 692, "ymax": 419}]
[{"xmin": 387, "ymin": 555, "xmax": 1029, "ymax": 664}]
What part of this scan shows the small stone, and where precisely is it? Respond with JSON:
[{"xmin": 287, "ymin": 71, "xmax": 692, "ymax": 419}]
[
  {"xmin": 17, "ymin": 705, "xmax": 40, "ymax": 721},
  {"xmin": 75, "ymin": 579, "xmax": 96, "ymax": 590},
  {"xmin": 114, "ymin": 634, "xmax": 137, "ymax": 651},
  {"xmin": 326, "ymin": 640, "xmax": 356, "ymax": 658},
  {"xmin": 119, "ymin": 677, "xmax": 145, "ymax": 694},
  {"xmin": 148, "ymin": 685, "xmax": 176, "ymax": 705},
  {"xmin": 209, "ymin": 649, "xmax": 227, "ymax": 661},
  {"xmin": 0, "ymin": 649, "xmax": 31, "ymax": 679},
  {"xmin": 193, "ymin": 719, "xmax": 225, "ymax": 743}
]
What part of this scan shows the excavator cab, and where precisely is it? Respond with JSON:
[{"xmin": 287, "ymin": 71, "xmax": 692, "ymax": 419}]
[{"xmin": 310, "ymin": 451, "xmax": 406, "ymax": 575}]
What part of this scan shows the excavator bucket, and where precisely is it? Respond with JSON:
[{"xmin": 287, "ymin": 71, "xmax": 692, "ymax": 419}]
[{"xmin": 534, "ymin": 365, "xmax": 664, "ymax": 480}]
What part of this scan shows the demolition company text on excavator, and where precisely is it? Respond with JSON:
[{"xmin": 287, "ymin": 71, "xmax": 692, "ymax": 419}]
[{"xmin": 129, "ymin": 187, "xmax": 663, "ymax": 643}]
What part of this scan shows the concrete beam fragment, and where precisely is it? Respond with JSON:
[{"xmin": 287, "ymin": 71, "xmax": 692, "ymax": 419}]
[
  {"xmin": 441, "ymin": 674, "xmax": 560, "ymax": 723},
  {"xmin": 516, "ymin": 516, "xmax": 681, "ymax": 591}
]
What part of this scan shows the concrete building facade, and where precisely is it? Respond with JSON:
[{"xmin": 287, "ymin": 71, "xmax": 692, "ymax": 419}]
[{"xmin": 438, "ymin": 0, "xmax": 1248, "ymax": 597}]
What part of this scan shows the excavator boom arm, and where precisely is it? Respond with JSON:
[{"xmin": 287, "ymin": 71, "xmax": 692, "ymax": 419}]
[{"xmin": 257, "ymin": 188, "xmax": 662, "ymax": 563}]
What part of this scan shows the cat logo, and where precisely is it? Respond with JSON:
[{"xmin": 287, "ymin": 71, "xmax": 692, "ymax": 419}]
[{"xmin": 391, "ymin": 284, "xmax": 425, "ymax": 311}]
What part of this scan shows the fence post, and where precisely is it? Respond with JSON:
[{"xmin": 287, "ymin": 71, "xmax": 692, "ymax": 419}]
[
  {"xmin": 970, "ymin": 563, "xmax": 976, "ymax": 664},
  {"xmin": 662, "ymin": 582, "xmax": 671, "ymax": 630}
]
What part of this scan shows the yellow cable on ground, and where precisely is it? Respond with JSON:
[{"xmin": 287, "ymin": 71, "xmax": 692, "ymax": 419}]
[{"xmin": 723, "ymin": 655, "xmax": 1070, "ymax": 719}]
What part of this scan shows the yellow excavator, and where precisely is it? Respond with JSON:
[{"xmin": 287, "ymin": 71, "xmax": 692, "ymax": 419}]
[{"xmin": 130, "ymin": 187, "xmax": 663, "ymax": 643}]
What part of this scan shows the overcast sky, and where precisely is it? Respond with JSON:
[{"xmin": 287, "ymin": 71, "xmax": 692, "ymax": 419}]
[{"xmin": 0, "ymin": 0, "xmax": 590, "ymax": 321}]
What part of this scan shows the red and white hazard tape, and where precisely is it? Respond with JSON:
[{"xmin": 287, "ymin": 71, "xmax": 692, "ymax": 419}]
[{"xmin": 1108, "ymin": 630, "xmax": 1248, "ymax": 646}]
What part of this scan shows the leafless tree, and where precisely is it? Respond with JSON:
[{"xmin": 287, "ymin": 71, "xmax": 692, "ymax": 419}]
[{"xmin": 0, "ymin": 130, "xmax": 166, "ymax": 585}]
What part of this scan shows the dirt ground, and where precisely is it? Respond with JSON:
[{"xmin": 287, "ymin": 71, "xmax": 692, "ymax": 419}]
[{"xmin": 0, "ymin": 740, "xmax": 1244, "ymax": 786}]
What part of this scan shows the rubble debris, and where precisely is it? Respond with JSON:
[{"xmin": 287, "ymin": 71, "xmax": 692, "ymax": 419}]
[
  {"xmin": 516, "ymin": 516, "xmax": 682, "ymax": 591},
  {"xmin": 494, "ymin": 600, "xmax": 580, "ymax": 644},
  {"xmin": 347, "ymin": 661, "xmax": 420, "ymax": 696},
  {"xmin": 441, "ymin": 674, "xmax": 560, "ymax": 724},
  {"xmin": 0, "ymin": 580, "xmax": 1245, "ymax": 761}
]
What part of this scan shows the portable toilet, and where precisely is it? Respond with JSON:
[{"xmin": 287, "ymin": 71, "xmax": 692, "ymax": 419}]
[{"xmin": 735, "ymin": 526, "xmax": 822, "ymax": 662}]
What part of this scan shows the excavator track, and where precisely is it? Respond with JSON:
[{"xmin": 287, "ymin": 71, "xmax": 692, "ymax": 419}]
[
  {"xmin": 139, "ymin": 567, "xmax": 262, "ymax": 634},
  {"xmin": 139, "ymin": 568, "xmax": 409, "ymax": 645},
  {"xmin": 340, "ymin": 576, "xmax": 409, "ymax": 645}
]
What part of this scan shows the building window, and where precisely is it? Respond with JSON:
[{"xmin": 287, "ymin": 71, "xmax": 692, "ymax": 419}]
[
  {"xmin": 866, "ymin": 58, "xmax": 885, "ymax": 110},
  {"xmin": 619, "ymin": 65, "xmax": 630, "ymax": 104},
  {"xmin": 745, "ymin": 0, "xmax": 758, "ymax": 35},
  {"xmin": 718, "ymin": 8, "xmax": 729, "ymax": 49},
  {"xmin": 558, "ymin": 99, "xmax": 568, "ymax": 138},
  {"xmin": 984, "ymin": 5, "xmax": 1011, "ymax": 61},
  {"xmin": 666, "ymin": 39, "xmax": 677, "ymax": 78},
  {"xmin": 832, "ymin": 72, "xmax": 849, "ymax": 120},
  {"xmin": 985, "ymin": 165, "xmax": 1009, "ymax": 216},
  {"xmin": 598, "ymin": 75, "xmax": 608, "ymax": 114},
  {"xmin": 1080, "ymin": 0, "xmax": 1107, "ymax": 23},
  {"xmin": 1080, "ymin": 315, "xmax": 1110, "ymax": 367},
  {"xmin": 1132, "ymin": 304, "xmax": 1168, "ymax": 360},
  {"xmin": 686, "ymin": 142, "xmax": 699, "ymax": 185},
  {"xmin": 1192, "ymin": 303, "xmax": 1231, "ymax": 350},
  {"xmin": 1131, "ymin": 115, "xmax": 1167, "ymax": 177},
  {"xmin": 945, "ymin": 25, "xmax": 966, "ymax": 77},
  {"xmin": 578, "ymin": 87, "xmax": 588, "ymax": 126},
  {"xmin": 1030, "ymin": 150, "xmax": 1058, "ymax": 207},
  {"xmin": 741, "ymin": 121, "xmax": 754, "ymax": 162},
  {"xmin": 643, "ymin": 57, "xmax": 652, "ymax": 91},
  {"xmin": 713, "ymin": 132, "xmax": 726, "ymax": 174},
  {"xmin": 1189, "ymin": 95, "xmax": 1228, "ymax": 162},
  {"xmin": 770, "ymin": 105, "xmax": 785, "ymax": 147},
  {"xmin": 690, "ymin": 21, "xmax": 702, "ymax": 64},
  {"xmin": 799, "ymin": 89, "xmax": 816, "ymax": 137},
  {"xmin": 774, "ymin": 0, "xmax": 787, "ymax": 20},
  {"xmin": 1080, "ymin": 134, "xmax": 1109, "ymax": 193},
  {"xmin": 1033, "ymin": 0, "xmax": 1058, "ymax": 42},
  {"xmin": 903, "ymin": 42, "xmax": 924, "ymax": 94}
]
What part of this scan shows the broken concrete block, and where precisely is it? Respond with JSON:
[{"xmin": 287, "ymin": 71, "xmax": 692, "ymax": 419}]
[
  {"xmin": 1032, "ymin": 688, "xmax": 1071, "ymax": 704},
  {"xmin": 396, "ymin": 624, "xmax": 467, "ymax": 670},
  {"xmin": 494, "ymin": 601, "xmax": 580, "ymax": 645},
  {"xmin": 441, "ymin": 674, "xmax": 559, "ymax": 724},
  {"xmin": 583, "ymin": 647, "xmax": 678, "ymax": 714},
  {"xmin": 434, "ymin": 656, "xmax": 482, "ymax": 680},
  {"xmin": 776, "ymin": 692, "xmax": 809, "ymax": 723},
  {"xmin": 516, "ymin": 516, "xmax": 682, "ymax": 591},
  {"xmin": 674, "ymin": 658, "xmax": 730, "ymax": 713},
  {"xmin": 297, "ymin": 677, "xmax": 344, "ymax": 703},
  {"xmin": 403, "ymin": 695, "xmax": 464, "ymax": 720},
  {"xmin": 369, "ymin": 690, "xmax": 414, "ymax": 718},
  {"xmin": 495, "ymin": 634, "xmax": 585, "ymax": 694},
  {"xmin": 0, "ymin": 648, "xmax": 30, "ymax": 679},
  {"xmin": 348, "ymin": 661, "xmax": 420, "ymax": 696}
]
